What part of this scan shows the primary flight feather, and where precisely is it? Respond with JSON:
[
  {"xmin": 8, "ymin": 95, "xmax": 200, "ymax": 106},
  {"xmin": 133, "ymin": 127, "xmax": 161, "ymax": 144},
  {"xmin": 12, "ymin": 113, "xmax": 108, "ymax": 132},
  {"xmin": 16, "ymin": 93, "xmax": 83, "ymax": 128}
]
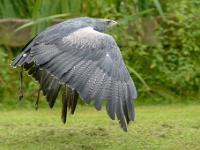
[{"xmin": 11, "ymin": 17, "xmax": 137, "ymax": 131}]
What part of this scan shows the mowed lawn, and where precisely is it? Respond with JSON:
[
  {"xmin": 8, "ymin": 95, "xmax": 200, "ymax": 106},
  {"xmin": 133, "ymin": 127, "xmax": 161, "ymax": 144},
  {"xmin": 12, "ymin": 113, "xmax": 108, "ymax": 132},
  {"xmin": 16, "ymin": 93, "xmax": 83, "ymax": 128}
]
[{"xmin": 0, "ymin": 104, "xmax": 200, "ymax": 150}]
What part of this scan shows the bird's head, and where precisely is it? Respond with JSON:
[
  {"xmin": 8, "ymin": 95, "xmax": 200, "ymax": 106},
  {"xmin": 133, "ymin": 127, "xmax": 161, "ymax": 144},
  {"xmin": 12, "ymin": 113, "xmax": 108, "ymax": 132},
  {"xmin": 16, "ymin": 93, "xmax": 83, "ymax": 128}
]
[
  {"xmin": 92, "ymin": 18, "xmax": 119, "ymax": 32},
  {"xmin": 66, "ymin": 17, "xmax": 118, "ymax": 33}
]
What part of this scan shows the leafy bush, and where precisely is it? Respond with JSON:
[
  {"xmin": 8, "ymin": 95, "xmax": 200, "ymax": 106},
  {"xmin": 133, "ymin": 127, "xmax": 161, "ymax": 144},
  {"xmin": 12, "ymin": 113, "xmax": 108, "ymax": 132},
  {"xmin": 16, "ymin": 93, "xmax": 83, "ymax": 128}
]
[
  {"xmin": 1, "ymin": 0, "xmax": 200, "ymax": 105},
  {"xmin": 130, "ymin": 1, "xmax": 200, "ymax": 102},
  {"xmin": 0, "ymin": 47, "xmax": 40, "ymax": 107}
]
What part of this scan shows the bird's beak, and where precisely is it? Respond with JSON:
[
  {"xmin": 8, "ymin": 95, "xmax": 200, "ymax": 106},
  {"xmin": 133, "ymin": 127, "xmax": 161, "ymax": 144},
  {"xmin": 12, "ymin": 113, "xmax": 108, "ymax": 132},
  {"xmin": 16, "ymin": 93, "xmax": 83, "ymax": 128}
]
[{"xmin": 110, "ymin": 20, "xmax": 119, "ymax": 27}]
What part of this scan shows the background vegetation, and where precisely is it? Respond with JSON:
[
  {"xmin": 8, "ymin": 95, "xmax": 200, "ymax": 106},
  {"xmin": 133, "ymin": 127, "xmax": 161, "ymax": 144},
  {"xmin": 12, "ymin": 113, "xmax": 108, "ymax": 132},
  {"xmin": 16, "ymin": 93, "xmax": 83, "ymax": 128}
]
[{"xmin": 1, "ymin": 0, "xmax": 200, "ymax": 107}]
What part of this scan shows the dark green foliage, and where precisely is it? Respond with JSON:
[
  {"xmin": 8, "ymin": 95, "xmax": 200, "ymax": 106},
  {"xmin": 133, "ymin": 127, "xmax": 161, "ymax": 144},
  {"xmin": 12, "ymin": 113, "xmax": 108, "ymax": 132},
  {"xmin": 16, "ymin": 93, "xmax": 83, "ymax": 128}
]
[
  {"xmin": 0, "ymin": 0, "xmax": 200, "ymax": 105},
  {"xmin": 0, "ymin": 47, "xmax": 39, "ymax": 106},
  {"xmin": 145, "ymin": 1, "xmax": 200, "ymax": 101}
]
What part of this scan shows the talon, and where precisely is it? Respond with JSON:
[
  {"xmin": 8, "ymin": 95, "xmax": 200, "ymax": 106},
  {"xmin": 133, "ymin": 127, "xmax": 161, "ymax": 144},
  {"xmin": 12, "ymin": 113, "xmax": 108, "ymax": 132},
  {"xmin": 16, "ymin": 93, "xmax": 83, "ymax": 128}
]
[
  {"xmin": 35, "ymin": 103, "xmax": 38, "ymax": 110},
  {"xmin": 19, "ymin": 94, "xmax": 23, "ymax": 101}
]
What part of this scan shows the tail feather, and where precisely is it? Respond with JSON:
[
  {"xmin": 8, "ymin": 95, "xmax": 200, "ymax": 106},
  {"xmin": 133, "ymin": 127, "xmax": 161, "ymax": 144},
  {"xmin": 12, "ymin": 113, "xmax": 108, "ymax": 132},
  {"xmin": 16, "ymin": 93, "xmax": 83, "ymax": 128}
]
[
  {"xmin": 61, "ymin": 86, "xmax": 68, "ymax": 123},
  {"xmin": 61, "ymin": 85, "xmax": 79, "ymax": 123},
  {"xmin": 47, "ymin": 79, "xmax": 61, "ymax": 108}
]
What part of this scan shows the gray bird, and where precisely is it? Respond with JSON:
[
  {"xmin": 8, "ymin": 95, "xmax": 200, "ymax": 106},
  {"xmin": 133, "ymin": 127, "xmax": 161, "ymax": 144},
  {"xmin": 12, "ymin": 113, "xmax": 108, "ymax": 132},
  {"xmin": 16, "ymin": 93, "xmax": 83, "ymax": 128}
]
[{"xmin": 11, "ymin": 17, "xmax": 137, "ymax": 132}]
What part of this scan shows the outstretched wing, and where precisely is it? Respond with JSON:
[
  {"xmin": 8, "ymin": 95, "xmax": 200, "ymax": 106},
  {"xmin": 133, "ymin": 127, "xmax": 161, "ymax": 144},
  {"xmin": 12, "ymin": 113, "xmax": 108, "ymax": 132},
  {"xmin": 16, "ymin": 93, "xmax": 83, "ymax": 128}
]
[{"xmin": 12, "ymin": 26, "xmax": 137, "ymax": 131}]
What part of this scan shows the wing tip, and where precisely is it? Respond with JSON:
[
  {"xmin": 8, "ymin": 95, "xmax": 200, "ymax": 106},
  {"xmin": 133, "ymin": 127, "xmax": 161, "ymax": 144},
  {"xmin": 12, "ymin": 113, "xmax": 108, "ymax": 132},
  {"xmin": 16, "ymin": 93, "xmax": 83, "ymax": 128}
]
[
  {"xmin": 128, "ymin": 80, "xmax": 137, "ymax": 99},
  {"xmin": 61, "ymin": 116, "xmax": 66, "ymax": 124}
]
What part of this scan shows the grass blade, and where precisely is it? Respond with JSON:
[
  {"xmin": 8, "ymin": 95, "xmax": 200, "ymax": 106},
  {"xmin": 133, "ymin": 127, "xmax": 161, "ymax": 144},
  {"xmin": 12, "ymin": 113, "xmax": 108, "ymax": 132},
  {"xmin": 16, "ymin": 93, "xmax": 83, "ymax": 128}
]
[
  {"xmin": 117, "ymin": 8, "xmax": 155, "ymax": 24},
  {"xmin": 14, "ymin": 13, "xmax": 70, "ymax": 33},
  {"xmin": 153, "ymin": 0, "xmax": 165, "ymax": 20}
]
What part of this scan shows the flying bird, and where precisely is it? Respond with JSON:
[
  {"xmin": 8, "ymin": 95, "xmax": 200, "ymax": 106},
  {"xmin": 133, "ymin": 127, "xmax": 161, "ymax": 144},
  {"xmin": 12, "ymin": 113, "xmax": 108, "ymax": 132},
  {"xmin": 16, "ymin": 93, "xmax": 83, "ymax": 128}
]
[{"xmin": 11, "ymin": 17, "xmax": 137, "ymax": 132}]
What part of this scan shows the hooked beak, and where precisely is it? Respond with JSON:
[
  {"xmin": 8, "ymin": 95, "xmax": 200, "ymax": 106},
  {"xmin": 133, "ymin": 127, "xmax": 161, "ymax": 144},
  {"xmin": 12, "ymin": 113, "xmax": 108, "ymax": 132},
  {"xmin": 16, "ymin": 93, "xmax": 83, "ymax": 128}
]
[{"xmin": 109, "ymin": 20, "xmax": 119, "ymax": 27}]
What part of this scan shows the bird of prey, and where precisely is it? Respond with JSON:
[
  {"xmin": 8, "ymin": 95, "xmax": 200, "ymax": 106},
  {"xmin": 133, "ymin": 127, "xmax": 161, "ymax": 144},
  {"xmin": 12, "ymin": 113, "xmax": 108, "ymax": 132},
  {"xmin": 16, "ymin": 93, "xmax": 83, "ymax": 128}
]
[{"xmin": 11, "ymin": 17, "xmax": 137, "ymax": 132}]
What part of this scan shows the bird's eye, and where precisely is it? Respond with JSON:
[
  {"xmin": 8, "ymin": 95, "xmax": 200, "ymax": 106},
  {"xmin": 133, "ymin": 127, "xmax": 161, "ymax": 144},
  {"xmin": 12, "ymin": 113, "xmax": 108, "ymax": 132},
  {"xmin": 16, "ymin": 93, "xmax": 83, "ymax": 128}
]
[{"xmin": 107, "ymin": 20, "xmax": 111, "ymax": 24}]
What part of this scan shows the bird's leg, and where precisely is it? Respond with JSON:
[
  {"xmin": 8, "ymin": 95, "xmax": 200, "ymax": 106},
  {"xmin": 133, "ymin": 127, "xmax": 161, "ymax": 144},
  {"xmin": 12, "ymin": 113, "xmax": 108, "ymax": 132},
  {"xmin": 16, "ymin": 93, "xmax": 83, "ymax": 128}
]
[
  {"xmin": 35, "ymin": 71, "xmax": 43, "ymax": 110},
  {"xmin": 19, "ymin": 65, "xmax": 24, "ymax": 101}
]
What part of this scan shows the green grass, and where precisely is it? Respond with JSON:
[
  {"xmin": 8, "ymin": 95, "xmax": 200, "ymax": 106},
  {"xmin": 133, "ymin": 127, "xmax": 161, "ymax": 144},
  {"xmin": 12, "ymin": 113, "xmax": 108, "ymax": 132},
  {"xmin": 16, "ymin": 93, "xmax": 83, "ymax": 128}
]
[{"xmin": 0, "ymin": 104, "xmax": 200, "ymax": 150}]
